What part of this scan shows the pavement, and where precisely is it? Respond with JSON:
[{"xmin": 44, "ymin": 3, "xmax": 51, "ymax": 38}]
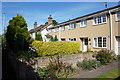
[{"xmin": 68, "ymin": 60, "xmax": 120, "ymax": 79}]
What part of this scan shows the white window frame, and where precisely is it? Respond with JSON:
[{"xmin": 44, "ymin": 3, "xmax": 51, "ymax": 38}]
[
  {"xmin": 54, "ymin": 27, "xmax": 59, "ymax": 32},
  {"xmin": 49, "ymin": 29, "xmax": 52, "ymax": 33},
  {"xmin": 93, "ymin": 15, "xmax": 107, "ymax": 25},
  {"xmin": 80, "ymin": 20, "xmax": 87, "ymax": 27},
  {"xmin": 68, "ymin": 23, "xmax": 76, "ymax": 30},
  {"xmin": 116, "ymin": 12, "xmax": 120, "ymax": 21},
  {"xmin": 61, "ymin": 25, "xmax": 65, "ymax": 30},
  {"xmin": 93, "ymin": 37, "xmax": 107, "ymax": 48}
]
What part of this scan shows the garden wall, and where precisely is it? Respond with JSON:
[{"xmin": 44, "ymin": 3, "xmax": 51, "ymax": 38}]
[{"xmin": 32, "ymin": 53, "xmax": 95, "ymax": 68}]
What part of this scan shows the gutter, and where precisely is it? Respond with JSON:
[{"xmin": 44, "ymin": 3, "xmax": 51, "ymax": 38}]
[{"xmin": 109, "ymin": 10, "xmax": 113, "ymax": 50}]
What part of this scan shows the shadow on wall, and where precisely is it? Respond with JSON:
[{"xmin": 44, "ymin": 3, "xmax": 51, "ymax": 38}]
[{"xmin": 2, "ymin": 48, "xmax": 41, "ymax": 80}]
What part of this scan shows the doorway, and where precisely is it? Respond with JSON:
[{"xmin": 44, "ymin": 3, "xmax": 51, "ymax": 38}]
[{"xmin": 80, "ymin": 38, "xmax": 88, "ymax": 52}]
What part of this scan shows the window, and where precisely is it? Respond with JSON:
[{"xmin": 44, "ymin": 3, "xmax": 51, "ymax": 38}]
[
  {"xmin": 68, "ymin": 38, "xmax": 76, "ymax": 41},
  {"xmin": 48, "ymin": 29, "xmax": 52, "ymax": 33},
  {"xmin": 68, "ymin": 23, "xmax": 76, "ymax": 29},
  {"xmin": 80, "ymin": 20, "xmax": 87, "ymax": 27},
  {"xmin": 116, "ymin": 12, "xmax": 120, "ymax": 21},
  {"xmin": 61, "ymin": 38, "xmax": 66, "ymax": 41},
  {"xmin": 61, "ymin": 25, "xmax": 65, "ymax": 30},
  {"xmin": 54, "ymin": 27, "xmax": 59, "ymax": 32},
  {"xmin": 93, "ymin": 15, "xmax": 107, "ymax": 25},
  {"xmin": 93, "ymin": 37, "xmax": 107, "ymax": 48}
]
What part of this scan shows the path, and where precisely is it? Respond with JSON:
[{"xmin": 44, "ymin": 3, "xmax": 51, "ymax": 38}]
[{"xmin": 69, "ymin": 60, "xmax": 119, "ymax": 79}]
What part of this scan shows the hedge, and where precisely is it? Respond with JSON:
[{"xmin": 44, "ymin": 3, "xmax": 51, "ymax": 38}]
[{"xmin": 32, "ymin": 41, "xmax": 80, "ymax": 57}]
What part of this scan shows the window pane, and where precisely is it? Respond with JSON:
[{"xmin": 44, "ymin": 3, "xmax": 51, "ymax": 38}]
[
  {"xmin": 81, "ymin": 21, "xmax": 83, "ymax": 26},
  {"xmin": 98, "ymin": 16, "xmax": 101, "ymax": 24},
  {"xmin": 98, "ymin": 37, "xmax": 102, "ymax": 47},
  {"xmin": 94, "ymin": 38, "xmax": 97, "ymax": 47},
  {"xmin": 103, "ymin": 37, "xmax": 106, "ymax": 47},
  {"xmin": 61, "ymin": 26, "xmax": 65, "ymax": 30},
  {"xmin": 117, "ymin": 12, "xmax": 120, "ymax": 20},
  {"xmin": 94, "ymin": 18, "xmax": 97, "ymax": 24},
  {"xmin": 74, "ymin": 38, "xmax": 76, "ymax": 41},
  {"xmin": 103, "ymin": 15, "xmax": 106, "ymax": 22}
]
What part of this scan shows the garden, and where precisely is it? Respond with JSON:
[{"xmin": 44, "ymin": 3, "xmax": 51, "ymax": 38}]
[
  {"xmin": 21, "ymin": 40, "xmax": 118, "ymax": 79},
  {"xmin": 3, "ymin": 14, "xmax": 119, "ymax": 79}
]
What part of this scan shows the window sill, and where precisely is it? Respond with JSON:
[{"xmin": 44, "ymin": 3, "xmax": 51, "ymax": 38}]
[
  {"xmin": 93, "ymin": 22, "xmax": 107, "ymax": 26},
  {"xmin": 80, "ymin": 26, "xmax": 87, "ymax": 28},
  {"xmin": 115, "ymin": 19, "xmax": 120, "ymax": 22},
  {"xmin": 68, "ymin": 28, "xmax": 76, "ymax": 30},
  {"xmin": 54, "ymin": 31, "xmax": 58, "ymax": 33},
  {"xmin": 93, "ymin": 47, "xmax": 107, "ymax": 49}
]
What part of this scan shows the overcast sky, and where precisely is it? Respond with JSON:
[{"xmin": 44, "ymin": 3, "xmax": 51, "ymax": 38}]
[{"xmin": 1, "ymin": 2, "xmax": 119, "ymax": 34}]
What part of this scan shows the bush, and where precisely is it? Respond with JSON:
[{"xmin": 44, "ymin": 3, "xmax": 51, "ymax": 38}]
[
  {"xmin": 77, "ymin": 59, "xmax": 101, "ymax": 70},
  {"xmin": 32, "ymin": 41, "xmax": 80, "ymax": 57},
  {"xmin": 50, "ymin": 35, "xmax": 58, "ymax": 42},
  {"xmin": 95, "ymin": 49, "xmax": 116, "ymax": 65},
  {"xmin": 37, "ymin": 56, "xmax": 74, "ymax": 78},
  {"xmin": 35, "ymin": 32, "xmax": 43, "ymax": 41}
]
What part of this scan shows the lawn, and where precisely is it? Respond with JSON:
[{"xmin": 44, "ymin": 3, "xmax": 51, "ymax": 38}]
[{"xmin": 92, "ymin": 67, "xmax": 120, "ymax": 80}]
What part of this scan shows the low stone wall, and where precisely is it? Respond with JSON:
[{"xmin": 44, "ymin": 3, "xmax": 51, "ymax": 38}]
[{"xmin": 34, "ymin": 53, "xmax": 95, "ymax": 68}]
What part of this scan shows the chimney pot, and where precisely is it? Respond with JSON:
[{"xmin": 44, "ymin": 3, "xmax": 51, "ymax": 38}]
[
  {"xmin": 34, "ymin": 22, "xmax": 37, "ymax": 28},
  {"xmin": 48, "ymin": 15, "xmax": 53, "ymax": 24}
]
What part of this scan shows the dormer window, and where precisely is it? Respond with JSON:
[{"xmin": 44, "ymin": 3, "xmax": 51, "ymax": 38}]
[
  {"xmin": 80, "ymin": 20, "xmax": 87, "ymax": 27},
  {"xmin": 68, "ymin": 22, "xmax": 76, "ymax": 29}
]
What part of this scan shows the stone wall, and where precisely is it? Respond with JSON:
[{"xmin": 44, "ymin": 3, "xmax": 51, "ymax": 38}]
[{"xmin": 33, "ymin": 53, "xmax": 95, "ymax": 68}]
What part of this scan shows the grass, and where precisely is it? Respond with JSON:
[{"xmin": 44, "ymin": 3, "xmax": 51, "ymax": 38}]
[{"xmin": 92, "ymin": 67, "xmax": 120, "ymax": 80}]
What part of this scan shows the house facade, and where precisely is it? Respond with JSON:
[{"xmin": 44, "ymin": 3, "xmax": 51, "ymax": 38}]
[
  {"xmin": 29, "ymin": 5, "xmax": 120, "ymax": 55},
  {"xmin": 29, "ymin": 15, "xmax": 54, "ymax": 42}
]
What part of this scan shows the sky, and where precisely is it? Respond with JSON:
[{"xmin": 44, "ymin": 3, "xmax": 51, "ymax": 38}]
[{"xmin": 1, "ymin": 2, "xmax": 119, "ymax": 34}]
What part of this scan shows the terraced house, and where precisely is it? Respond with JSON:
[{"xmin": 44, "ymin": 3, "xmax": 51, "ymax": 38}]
[{"xmin": 29, "ymin": 5, "xmax": 120, "ymax": 55}]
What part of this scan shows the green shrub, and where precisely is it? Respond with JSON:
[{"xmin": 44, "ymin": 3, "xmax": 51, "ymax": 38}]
[
  {"xmin": 32, "ymin": 41, "xmax": 80, "ymax": 57},
  {"xmin": 95, "ymin": 49, "xmax": 116, "ymax": 65},
  {"xmin": 77, "ymin": 59, "xmax": 101, "ymax": 70},
  {"xmin": 37, "ymin": 56, "xmax": 74, "ymax": 78},
  {"xmin": 50, "ymin": 35, "xmax": 58, "ymax": 42}
]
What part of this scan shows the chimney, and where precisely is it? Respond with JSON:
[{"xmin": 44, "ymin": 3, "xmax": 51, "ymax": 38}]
[
  {"xmin": 34, "ymin": 22, "xmax": 37, "ymax": 28},
  {"xmin": 48, "ymin": 15, "xmax": 53, "ymax": 24}
]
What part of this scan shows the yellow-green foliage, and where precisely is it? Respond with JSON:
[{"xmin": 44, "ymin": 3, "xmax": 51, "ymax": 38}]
[{"xmin": 32, "ymin": 41, "xmax": 80, "ymax": 57}]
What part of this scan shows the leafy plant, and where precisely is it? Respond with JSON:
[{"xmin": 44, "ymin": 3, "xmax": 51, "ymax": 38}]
[
  {"xmin": 95, "ymin": 49, "xmax": 116, "ymax": 65},
  {"xmin": 50, "ymin": 35, "xmax": 58, "ymax": 42},
  {"xmin": 32, "ymin": 41, "xmax": 80, "ymax": 57},
  {"xmin": 35, "ymin": 32, "xmax": 43, "ymax": 41},
  {"xmin": 77, "ymin": 59, "xmax": 101, "ymax": 70},
  {"xmin": 5, "ymin": 14, "xmax": 31, "ymax": 53},
  {"xmin": 37, "ymin": 55, "xmax": 74, "ymax": 78}
]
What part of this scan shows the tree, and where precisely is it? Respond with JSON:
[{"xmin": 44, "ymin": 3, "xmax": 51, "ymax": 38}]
[
  {"xmin": 50, "ymin": 36, "xmax": 54, "ymax": 42},
  {"xmin": 5, "ymin": 14, "xmax": 31, "ymax": 52},
  {"xmin": 54, "ymin": 35, "xmax": 58, "ymax": 41},
  {"xmin": 50, "ymin": 35, "xmax": 58, "ymax": 42},
  {"xmin": 35, "ymin": 32, "xmax": 43, "ymax": 41},
  {"xmin": 45, "ymin": 20, "xmax": 58, "ymax": 26}
]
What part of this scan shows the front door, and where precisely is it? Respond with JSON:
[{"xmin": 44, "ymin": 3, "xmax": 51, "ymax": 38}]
[
  {"xmin": 115, "ymin": 36, "xmax": 120, "ymax": 55},
  {"xmin": 82, "ymin": 38, "xmax": 88, "ymax": 52}
]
